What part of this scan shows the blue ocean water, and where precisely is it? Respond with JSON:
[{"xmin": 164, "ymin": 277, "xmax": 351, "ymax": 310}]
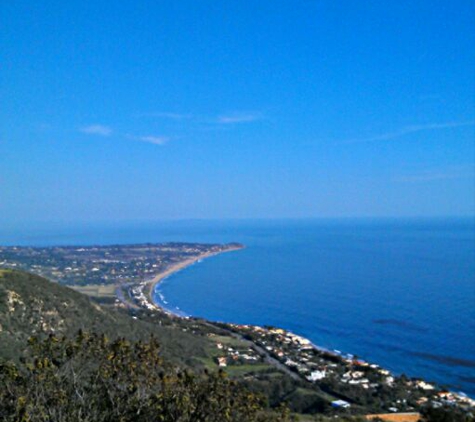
[{"xmin": 1, "ymin": 219, "xmax": 474, "ymax": 395}]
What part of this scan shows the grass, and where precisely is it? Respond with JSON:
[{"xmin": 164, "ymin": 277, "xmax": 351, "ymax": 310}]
[
  {"xmin": 292, "ymin": 414, "xmax": 318, "ymax": 421},
  {"xmin": 197, "ymin": 357, "xmax": 220, "ymax": 370},
  {"xmin": 224, "ymin": 364, "xmax": 273, "ymax": 377},
  {"xmin": 265, "ymin": 371, "xmax": 286, "ymax": 379},
  {"xmin": 294, "ymin": 387, "xmax": 323, "ymax": 396},
  {"xmin": 196, "ymin": 357, "xmax": 273, "ymax": 377},
  {"xmin": 294, "ymin": 387, "xmax": 339, "ymax": 404},
  {"xmin": 205, "ymin": 335, "xmax": 255, "ymax": 360},
  {"xmin": 212, "ymin": 335, "xmax": 250, "ymax": 347},
  {"xmin": 70, "ymin": 284, "xmax": 117, "ymax": 298},
  {"xmin": 293, "ymin": 387, "xmax": 339, "ymax": 403}
]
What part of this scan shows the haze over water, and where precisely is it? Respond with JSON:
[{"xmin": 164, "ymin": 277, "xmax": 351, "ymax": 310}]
[{"xmin": 2, "ymin": 218, "xmax": 474, "ymax": 395}]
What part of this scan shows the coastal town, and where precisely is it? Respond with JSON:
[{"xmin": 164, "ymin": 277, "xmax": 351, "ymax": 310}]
[
  {"xmin": 0, "ymin": 242, "xmax": 473, "ymax": 419},
  {"xmin": 0, "ymin": 242, "xmax": 243, "ymax": 288},
  {"xmin": 217, "ymin": 323, "xmax": 475, "ymax": 414}
]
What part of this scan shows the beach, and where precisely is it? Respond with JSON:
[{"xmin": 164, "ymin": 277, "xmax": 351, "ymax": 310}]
[
  {"xmin": 146, "ymin": 245, "xmax": 244, "ymax": 306},
  {"xmin": 143, "ymin": 220, "xmax": 475, "ymax": 396}
]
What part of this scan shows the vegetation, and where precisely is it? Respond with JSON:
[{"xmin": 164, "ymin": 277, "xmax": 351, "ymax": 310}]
[
  {"xmin": 421, "ymin": 407, "xmax": 474, "ymax": 422},
  {"xmin": 0, "ymin": 269, "xmax": 337, "ymax": 417},
  {"xmin": 1, "ymin": 269, "xmax": 473, "ymax": 421},
  {"xmin": 0, "ymin": 269, "xmax": 342, "ymax": 415},
  {"xmin": 0, "ymin": 269, "xmax": 211, "ymax": 366},
  {"xmin": 0, "ymin": 332, "xmax": 293, "ymax": 421}
]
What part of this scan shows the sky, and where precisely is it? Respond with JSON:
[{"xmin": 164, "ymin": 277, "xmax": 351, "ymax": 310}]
[{"xmin": 1, "ymin": 0, "xmax": 474, "ymax": 225}]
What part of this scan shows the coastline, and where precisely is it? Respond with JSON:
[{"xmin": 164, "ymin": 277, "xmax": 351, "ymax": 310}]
[
  {"xmin": 145, "ymin": 245, "xmax": 244, "ymax": 311},
  {"xmin": 138, "ymin": 244, "xmax": 474, "ymax": 403}
]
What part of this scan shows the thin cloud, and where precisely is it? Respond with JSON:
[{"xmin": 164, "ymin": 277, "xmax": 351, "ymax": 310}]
[
  {"xmin": 139, "ymin": 111, "xmax": 264, "ymax": 125},
  {"xmin": 136, "ymin": 135, "xmax": 169, "ymax": 145},
  {"xmin": 217, "ymin": 112, "xmax": 263, "ymax": 124},
  {"xmin": 393, "ymin": 166, "xmax": 475, "ymax": 183},
  {"xmin": 79, "ymin": 126, "xmax": 170, "ymax": 146},
  {"xmin": 80, "ymin": 124, "xmax": 113, "ymax": 137},
  {"xmin": 344, "ymin": 121, "xmax": 475, "ymax": 144}
]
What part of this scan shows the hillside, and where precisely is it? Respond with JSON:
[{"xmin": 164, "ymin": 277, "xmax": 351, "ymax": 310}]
[
  {"xmin": 0, "ymin": 270, "xmax": 309, "ymax": 409},
  {"xmin": 1, "ymin": 269, "xmax": 471, "ymax": 422},
  {"xmin": 0, "ymin": 269, "xmax": 322, "ymax": 421},
  {"xmin": 0, "ymin": 269, "xmax": 212, "ymax": 365}
]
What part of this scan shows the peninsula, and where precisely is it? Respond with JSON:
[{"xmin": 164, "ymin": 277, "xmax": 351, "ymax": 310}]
[{"xmin": 0, "ymin": 242, "xmax": 243, "ymax": 307}]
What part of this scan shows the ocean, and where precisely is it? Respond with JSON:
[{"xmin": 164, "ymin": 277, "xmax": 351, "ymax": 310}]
[{"xmin": 1, "ymin": 218, "xmax": 474, "ymax": 395}]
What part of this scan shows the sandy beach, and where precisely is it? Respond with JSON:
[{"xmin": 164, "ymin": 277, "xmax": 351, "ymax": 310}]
[{"xmin": 146, "ymin": 245, "xmax": 243, "ymax": 305}]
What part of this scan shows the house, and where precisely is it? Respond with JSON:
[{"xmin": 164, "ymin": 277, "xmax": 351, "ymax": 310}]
[
  {"xmin": 307, "ymin": 370, "xmax": 326, "ymax": 382},
  {"xmin": 332, "ymin": 400, "xmax": 351, "ymax": 409},
  {"xmin": 415, "ymin": 380, "xmax": 435, "ymax": 390},
  {"xmin": 385, "ymin": 376, "xmax": 395, "ymax": 385}
]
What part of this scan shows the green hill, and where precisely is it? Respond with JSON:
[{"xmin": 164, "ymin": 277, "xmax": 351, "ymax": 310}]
[
  {"xmin": 0, "ymin": 269, "xmax": 465, "ymax": 422},
  {"xmin": 0, "ymin": 269, "xmax": 311, "ymax": 421},
  {"xmin": 0, "ymin": 269, "xmax": 212, "ymax": 366}
]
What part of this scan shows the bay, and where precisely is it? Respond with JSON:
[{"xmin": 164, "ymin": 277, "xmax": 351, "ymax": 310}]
[
  {"xmin": 152, "ymin": 219, "xmax": 475, "ymax": 396},
  {"xmin": 2, "ymin": 218, "xmax": 474, "ymax": 395}
]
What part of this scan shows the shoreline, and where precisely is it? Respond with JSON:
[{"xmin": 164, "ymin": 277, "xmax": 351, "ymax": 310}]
[
  {"xmin": 145, "ymin": 245, "xmax": 244, "ymax": 311},
  {"xmin": 139, "ymin": 246, "xmax": 474, "ymax": 402}
]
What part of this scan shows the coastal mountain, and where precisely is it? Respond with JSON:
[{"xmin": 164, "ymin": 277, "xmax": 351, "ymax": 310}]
[
  {"xmin": 0, "ymin": 269, "xmax": 292, "ymax": 421},
  {"xmin": 0, "ymin": 269, "xmax": 324, "ymax": 420},
  {"xmin": 0, "ymin": 269, "xmax": 211, "ymax": 366},
  {"xmin": 0, "ymin": 269, "xmax": 471, "ymax": 422},
  {"xmin": 0, "ymin": 270, "xmax": 298, "ymax": 422}
]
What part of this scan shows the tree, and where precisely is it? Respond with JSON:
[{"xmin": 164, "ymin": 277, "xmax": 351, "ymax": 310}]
[{"xmin": 0, "ymin": 332, "xmax": 294, "ymax": 422}]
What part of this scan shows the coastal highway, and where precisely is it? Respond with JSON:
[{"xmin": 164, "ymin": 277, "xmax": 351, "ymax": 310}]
[{"xmin": 199, "ymin": 320, "xmax": 304, "ymax": 382}]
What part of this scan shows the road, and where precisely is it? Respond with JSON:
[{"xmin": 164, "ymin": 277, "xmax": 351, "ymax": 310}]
[{"xmin": 199, "ymin": 320, "xmax": 304, "ymax": 382}]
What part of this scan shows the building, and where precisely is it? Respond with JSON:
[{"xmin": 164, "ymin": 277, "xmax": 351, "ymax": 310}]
[{"xmin": 332, "ymin": 400, "xmax": 351, "ymax": 409}]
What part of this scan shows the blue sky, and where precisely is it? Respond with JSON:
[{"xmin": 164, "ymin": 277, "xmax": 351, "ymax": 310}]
[{"xmin": 1, "ymin": 1, "xmax": 474, "ymax": 224}]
